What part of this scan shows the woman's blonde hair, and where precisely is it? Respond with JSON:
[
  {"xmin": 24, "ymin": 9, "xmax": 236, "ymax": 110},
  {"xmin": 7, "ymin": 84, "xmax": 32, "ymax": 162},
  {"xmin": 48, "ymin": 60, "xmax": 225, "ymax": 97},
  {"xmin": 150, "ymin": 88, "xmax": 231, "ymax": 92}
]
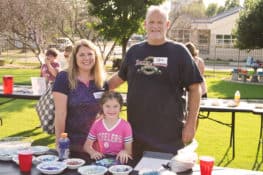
[{"xmin": 67, "ymin": 39, "xmax": 106, "ymax": 90}]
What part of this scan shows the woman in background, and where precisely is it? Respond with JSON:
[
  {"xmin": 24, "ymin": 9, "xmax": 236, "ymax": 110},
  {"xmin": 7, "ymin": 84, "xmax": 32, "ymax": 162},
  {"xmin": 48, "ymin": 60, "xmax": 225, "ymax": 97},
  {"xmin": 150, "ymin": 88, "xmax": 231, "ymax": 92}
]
[{"xmin": 185, "ymin": 42, "xmax": 207, "ymax": 98}]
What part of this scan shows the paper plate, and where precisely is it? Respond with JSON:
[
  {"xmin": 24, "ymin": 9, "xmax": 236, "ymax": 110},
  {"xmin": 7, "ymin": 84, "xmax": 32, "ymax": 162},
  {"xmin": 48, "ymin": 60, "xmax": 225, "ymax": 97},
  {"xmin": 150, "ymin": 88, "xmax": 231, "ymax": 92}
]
[
  {"xmin": 0, "ymin": 150, "xmax": 13, "ymax": 161},
  {"xmin": 31, "ymin": 146, "xmax": 49, "ymax": 155}
]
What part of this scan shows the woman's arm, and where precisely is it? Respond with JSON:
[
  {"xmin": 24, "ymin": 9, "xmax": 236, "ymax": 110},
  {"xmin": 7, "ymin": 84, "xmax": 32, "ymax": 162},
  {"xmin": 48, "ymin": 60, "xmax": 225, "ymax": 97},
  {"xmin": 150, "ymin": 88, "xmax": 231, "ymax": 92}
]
[{"xmin": 53, "ymin": 91, "xmax": 67, "ymax": 149}]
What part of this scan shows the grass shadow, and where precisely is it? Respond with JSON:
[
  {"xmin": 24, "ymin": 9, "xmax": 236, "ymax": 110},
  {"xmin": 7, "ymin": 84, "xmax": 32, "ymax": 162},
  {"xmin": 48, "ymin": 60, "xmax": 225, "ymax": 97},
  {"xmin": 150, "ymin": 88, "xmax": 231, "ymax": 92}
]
[
  {"xmin": 4, "ymin": 127, "xmax": 55, "ymax": 146},
  {"xmin": 0, "ymin": 99, "xmax": 37, "ymax": 114},
  {"xmin": 217, "ymin": 146, "xmax": 234, "ymax": 166}
]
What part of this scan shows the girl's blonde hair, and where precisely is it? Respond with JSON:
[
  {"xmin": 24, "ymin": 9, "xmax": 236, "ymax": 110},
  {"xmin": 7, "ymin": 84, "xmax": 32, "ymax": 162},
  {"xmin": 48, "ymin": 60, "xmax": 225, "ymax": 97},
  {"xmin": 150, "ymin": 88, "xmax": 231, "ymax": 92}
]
[{"xmin": 67, "ymin": 39, "xmax": 106, "ymax": 90}]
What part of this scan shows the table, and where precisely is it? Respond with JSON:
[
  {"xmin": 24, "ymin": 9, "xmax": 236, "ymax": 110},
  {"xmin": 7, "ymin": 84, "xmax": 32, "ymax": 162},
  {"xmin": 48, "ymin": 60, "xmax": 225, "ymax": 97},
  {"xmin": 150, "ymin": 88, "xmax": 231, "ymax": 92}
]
[
  {"xmin": 0, "ymin": 85, "xmax": 41, "ymax": 100},
  {"xmin": 199, "ymin": 98, "xmax": 263, "ymax": 164},
  {"xmin": 1, "ymin": 157, "xmax": 263, "ymax": 175}
]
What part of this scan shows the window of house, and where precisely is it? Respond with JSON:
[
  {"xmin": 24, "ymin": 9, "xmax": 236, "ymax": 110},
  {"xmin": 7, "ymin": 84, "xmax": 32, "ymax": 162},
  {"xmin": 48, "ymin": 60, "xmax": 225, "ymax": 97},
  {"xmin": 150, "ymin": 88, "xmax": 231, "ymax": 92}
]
[
  {"xmin": 216, "ymin": 34, "xmax": 236, "ymax": 48},
  {"xmin": 198, "ymin": 30, "xmax": 210, "ymax": 44},
  {"xmin": 171, "ymin": 29, "xmax": 190, "ymax": 43},
  {"xmin": 198, "ymin": 30, "xmax": 210, "ymax": 54}
]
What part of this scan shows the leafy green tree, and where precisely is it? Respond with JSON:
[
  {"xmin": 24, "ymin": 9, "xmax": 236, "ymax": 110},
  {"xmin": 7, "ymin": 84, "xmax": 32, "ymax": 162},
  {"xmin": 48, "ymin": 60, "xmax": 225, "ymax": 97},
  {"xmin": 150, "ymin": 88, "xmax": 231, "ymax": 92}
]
[
  {"xmin": 205, "ymin": 3, "xmax": 218, "ymax": 17},
  {"xmin": 205, "ymin": 0, "xmax": 240, "ymax": 17},
  {"xmin": 234, "ymin": 0, "xmax": 263, "ymax": 49},
  {"xmin": 88, "ymin": 0, "xmax": 165, "ymax": 60},
  {"xmin": 216, "ymin": 6, "xmax": 225, "ymax": 14},
  {"xmin": 225, "ymin": 0, "xmax": 240, "ymax": 10},
  {"xmin": 181, "ymin": 0, "xmax": 206, "ymax": 18}
]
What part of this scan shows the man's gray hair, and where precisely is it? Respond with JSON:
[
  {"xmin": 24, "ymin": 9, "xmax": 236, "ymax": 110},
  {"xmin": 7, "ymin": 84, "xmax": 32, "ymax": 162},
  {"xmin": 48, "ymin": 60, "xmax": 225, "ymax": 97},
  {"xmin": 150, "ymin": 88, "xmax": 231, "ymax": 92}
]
[{"xmin": 146, "ymin": 5, "xmax": 169, "ymax": 21}]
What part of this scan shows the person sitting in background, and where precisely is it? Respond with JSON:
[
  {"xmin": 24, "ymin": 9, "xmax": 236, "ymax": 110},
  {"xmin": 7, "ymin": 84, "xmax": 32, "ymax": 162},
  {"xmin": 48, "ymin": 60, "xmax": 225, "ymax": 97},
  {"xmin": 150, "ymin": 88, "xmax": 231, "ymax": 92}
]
[
  {"xmin": 84, "ymin": 91, "xmax": 133, "ymax": 164},
  {"xmin": 185, "ymin": 42, "xmax": 207, "ymax": 98},
  {"xmin": 52, "ymin": 39, "xmax": 107, "ymax": 162},
  {"xmin": 60, "ymin": 45, "xmax": 73, "ymax": 70},
  {"xmin": 40, "ymin": 48, "xmax": 60, "ymax": 82}
]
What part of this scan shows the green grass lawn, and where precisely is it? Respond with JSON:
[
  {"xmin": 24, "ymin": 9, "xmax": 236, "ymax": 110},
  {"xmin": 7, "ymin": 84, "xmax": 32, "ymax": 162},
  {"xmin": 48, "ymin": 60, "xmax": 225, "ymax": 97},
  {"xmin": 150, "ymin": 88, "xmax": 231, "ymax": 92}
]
[{"xmin": 1, "ymin": 68, "xmax": 263, "ymax": 171}]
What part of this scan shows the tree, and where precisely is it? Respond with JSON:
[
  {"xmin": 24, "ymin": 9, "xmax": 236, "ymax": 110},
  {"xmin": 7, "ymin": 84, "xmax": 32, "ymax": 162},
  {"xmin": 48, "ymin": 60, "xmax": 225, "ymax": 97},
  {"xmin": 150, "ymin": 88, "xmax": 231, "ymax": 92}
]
[
  {"xmin": 168, "ymin": 0, "xmax": 206, "ymax": 37},
  {"xmin": 88, "ymin": 0, "xmax": 165, "ymax": 60},
  {"xmin": 204, "ymin": 0, "xmax": 240, "ymax": 17},
  {"xmin": 234, "ymin": 0, "xmax": 263, "ymax": 49},
  {"xmin": 205, "ymin": 3, "xmax": 218, "ymax": 17},
  {"xmin": 225, "ymin": 0, "xmax": 240, "ymax": 10},
  {"xmin": 0, "ymin": 0, "xmax": 65, "ymax": 63}
]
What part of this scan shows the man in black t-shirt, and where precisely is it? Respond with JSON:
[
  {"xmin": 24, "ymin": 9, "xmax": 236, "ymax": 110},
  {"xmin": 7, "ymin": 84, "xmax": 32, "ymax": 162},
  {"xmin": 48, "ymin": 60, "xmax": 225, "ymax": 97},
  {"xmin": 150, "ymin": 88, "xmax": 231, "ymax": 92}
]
[{"xmin": 108, "ymin": 5, "xmax": 203, "ymax": 163}]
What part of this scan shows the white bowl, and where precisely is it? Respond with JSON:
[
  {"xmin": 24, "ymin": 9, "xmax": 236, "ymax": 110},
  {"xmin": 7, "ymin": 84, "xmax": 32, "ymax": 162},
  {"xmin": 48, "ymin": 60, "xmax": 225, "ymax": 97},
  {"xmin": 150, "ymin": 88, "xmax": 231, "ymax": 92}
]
[
  {"xmin": 109, "ymin": 165, "xmax": 133, "ymax": 175},
  {"xmin": 0, "ymin": 149, "xmax": 14, "ymax": 161},
  {"xmin": 31, "ymin": 146, "xmax": 49, "ymax": 155},
  {"xmin": 0, "ymin": 137, "xmax": 32, "ymax": 150},
  {"xmin": 64, "ymin": 158, "xmax": 85, "ymax": 169},
  {"xmin": 169, "ymin": 153, "xmax": 196, "ymax": 173},
  {"xmin": 78, "ymin": 165, "xmax": 108, "ymax": 175},
  {"xmin": 36, "ymin": 161, "xmax": 67, "ymax": 175},
  {"xmin": 36, "ymin": 155, "xmax": 59, "ymax": 163}
]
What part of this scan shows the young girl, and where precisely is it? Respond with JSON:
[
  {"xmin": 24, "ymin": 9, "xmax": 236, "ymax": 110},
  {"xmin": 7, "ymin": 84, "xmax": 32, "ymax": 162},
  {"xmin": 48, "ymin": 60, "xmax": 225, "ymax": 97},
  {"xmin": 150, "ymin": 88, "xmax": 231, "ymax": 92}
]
[
  {"xmin": 84, "ymin": 91, "xmax": 133, "ymax": 164},
  {"xmin": 40, "ymin": 48, "xmax": 60, "ymax": 82}
]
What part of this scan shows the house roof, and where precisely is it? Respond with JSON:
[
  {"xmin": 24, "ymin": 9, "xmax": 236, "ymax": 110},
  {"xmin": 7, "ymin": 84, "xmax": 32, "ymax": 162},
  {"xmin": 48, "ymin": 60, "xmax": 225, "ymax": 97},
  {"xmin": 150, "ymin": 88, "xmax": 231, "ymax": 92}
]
[{"xmin": 192, "ymin": 6, "xmax": 242, "ymax": 24}]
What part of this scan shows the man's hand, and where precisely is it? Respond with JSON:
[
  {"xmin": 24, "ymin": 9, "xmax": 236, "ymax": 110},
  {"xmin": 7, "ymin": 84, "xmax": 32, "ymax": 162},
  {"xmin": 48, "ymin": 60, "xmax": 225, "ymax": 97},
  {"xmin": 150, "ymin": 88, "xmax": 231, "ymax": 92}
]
[{"xmin": 182, "ymin": 122, "xmax": 196, "ymax": 145}]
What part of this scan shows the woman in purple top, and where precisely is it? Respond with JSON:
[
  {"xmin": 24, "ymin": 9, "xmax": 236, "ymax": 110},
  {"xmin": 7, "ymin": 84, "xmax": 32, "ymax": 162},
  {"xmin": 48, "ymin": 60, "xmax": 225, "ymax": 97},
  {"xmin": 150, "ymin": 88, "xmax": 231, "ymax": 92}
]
[
  {"xmin": 52, "ymin": 39, "xmax": 106, "ymax": 160},
  {"xmin": 40, "ymin": 48, "xmax": 60, "ymax": 82}
]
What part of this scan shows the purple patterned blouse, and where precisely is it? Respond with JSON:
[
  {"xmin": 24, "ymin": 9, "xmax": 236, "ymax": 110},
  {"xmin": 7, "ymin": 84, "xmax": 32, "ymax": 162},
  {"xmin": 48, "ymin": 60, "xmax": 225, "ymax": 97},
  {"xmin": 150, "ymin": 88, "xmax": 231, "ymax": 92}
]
[{"xmin": 52, "ymin": 71, "xmax": 106, "ymax": 152}]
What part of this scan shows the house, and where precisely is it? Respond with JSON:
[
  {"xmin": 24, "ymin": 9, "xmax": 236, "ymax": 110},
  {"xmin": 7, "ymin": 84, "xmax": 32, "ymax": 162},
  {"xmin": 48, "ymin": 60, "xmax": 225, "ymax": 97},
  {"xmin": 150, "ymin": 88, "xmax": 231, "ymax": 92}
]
[{"xmin": 168, "ymin": 6, "xmax": 263, "ymax": 62}]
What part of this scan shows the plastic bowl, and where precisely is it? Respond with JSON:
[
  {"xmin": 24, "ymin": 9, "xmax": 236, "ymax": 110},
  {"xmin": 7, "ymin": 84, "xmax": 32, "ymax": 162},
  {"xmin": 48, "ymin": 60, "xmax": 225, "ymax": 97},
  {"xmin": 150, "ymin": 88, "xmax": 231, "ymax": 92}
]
[
  {"xmin": 78, "ymin": 165, "xmax": 108, "ymax": 175},
  {"xmin": 36, "ymin": 155, "xmax": 59, "ymax": 163},
  {"xmin": 0, "ymin": 137, "xmax": 32, "ymax": 148},
  {"xmin": 109, "ymin": 165, "xmax": 133, "ymax": 175},
  {"xmin": 36, "ymin": 161, "xmax": 67, "ymax": 175},
  {"xmin": 64, "ymin": 158, "xmax": 85, "ymax": 169}
]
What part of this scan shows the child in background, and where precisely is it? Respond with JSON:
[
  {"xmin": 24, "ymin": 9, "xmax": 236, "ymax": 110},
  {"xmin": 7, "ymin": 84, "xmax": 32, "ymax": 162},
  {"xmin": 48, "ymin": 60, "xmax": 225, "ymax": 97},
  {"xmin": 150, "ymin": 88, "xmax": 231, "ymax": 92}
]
[
  {"xmin": 40, "ymin": 48, "xmax": 60, "ymax": 82},
  {"xmin": 84, "ymin": 91, "xmax": 133, "ymax": 164}
]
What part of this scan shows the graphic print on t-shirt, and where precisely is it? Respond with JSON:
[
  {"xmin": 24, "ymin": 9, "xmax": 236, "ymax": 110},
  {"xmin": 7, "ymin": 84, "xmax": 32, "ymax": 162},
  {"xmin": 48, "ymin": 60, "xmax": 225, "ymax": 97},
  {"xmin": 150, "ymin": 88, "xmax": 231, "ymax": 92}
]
[{"xmin": 136, "ymin": 56, "xmax": 168, "ymax": 75}]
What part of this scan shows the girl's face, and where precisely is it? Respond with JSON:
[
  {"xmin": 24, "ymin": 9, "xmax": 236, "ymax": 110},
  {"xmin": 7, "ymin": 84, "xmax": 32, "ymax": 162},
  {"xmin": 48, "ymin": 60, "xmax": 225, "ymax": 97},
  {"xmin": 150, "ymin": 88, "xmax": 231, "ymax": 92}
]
[
  {"xmin": 102, "ymin": 98, "xmax": 121, "ymax": 119},
  {"xmin": 46, "ymin": 55, "xmax": 56, "ymax": 63},
  {"xmin": 76, "ymin": 46, "xmax": 96, "ymax": 72}
]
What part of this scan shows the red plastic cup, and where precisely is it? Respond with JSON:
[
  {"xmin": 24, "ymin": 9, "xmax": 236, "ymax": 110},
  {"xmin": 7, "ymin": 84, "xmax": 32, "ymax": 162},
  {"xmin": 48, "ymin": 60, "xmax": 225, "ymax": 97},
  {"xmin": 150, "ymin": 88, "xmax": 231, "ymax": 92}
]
[
  {"xmin": 3, "ymin": 75, "xmax": 13, "ymax": 94},
  {"xmin": 18, "ymin": 150, "xmax": 33, "ymax": 172},
  {"xmin": 200, "ymin": 156, "xmax": 214, "ymax": 175}
]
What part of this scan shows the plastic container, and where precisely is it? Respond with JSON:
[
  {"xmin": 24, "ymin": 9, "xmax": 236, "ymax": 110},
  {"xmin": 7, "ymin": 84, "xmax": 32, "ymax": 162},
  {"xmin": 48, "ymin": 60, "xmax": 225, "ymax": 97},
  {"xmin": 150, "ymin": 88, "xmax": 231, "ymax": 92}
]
[
  {"xmin": 234, "ymin": 90, "xmax": 240, "ymax": 106},
  {"xmin": 3, "ymin": 75, "xmax": 13, "ymax": 94},
  {"xmin": 58, "ymin": 133, "xmax": 70, "ymax": 160}
]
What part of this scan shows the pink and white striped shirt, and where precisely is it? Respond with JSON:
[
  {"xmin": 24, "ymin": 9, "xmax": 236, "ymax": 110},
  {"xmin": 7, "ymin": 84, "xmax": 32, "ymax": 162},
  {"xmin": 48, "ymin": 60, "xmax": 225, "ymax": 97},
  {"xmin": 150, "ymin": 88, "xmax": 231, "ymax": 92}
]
[{"xmin": 88, "ymin": 118, "xmax": 133, "ymax": 155}]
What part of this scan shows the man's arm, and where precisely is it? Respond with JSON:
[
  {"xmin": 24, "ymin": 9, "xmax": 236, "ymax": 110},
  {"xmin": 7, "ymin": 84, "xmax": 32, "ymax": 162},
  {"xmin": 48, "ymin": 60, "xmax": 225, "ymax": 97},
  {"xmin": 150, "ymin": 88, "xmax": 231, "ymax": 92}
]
[
  {"xmin": 182, "ymin": 83, "xmax": 201, "ymax": 144},
  {"xmin": 107, "ymin": 72, "xmax": 125, "ymax": 90}
]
